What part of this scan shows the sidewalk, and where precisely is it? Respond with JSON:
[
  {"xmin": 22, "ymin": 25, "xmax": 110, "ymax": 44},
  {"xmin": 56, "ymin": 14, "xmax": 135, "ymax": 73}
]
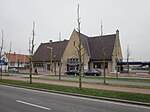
[
  {"xmin": 20, "ymin": 69, "xmax": 150, "ymax": 78},
  {"xmin": 2, "ymin": 75, "xmax": 150, "ymax": 95}
]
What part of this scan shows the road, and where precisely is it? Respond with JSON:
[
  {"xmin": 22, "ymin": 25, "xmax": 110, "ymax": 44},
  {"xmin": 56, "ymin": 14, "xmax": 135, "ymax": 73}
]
[{"xmin": 0, "ymin": 85, "xmax": 149, "ymax": 112}]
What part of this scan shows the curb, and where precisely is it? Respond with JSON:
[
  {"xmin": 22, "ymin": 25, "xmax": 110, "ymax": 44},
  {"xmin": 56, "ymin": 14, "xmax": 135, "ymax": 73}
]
[{"xmin": 0, "ymin": 83, "xmax": 150, "ymax": 107}]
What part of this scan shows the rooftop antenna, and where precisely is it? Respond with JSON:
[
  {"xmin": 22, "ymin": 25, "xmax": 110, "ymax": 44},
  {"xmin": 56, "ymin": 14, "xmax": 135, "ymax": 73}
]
[
  {"xmin": 9, "ymin": 41, "xmax": 12, "ymax": 54},
  {"xmin": 101, "ymin": 20, "xmax": 103, "ymax": 36}
]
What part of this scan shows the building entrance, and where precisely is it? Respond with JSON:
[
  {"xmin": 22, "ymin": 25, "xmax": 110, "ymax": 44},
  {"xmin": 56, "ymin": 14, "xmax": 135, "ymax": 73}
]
[{"xmin": 66, "ymin": 58, "xmax": 79, "ymax": 71}]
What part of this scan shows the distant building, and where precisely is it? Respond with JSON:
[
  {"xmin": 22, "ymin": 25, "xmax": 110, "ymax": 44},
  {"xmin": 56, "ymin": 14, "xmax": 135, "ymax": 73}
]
[
  {"xmin": 33, "ymin": 29, "xmax": 123, "ymax": 73},
  {"xmin": 5, "ymin": 53, "xmax": 29, "ymax": 69}
]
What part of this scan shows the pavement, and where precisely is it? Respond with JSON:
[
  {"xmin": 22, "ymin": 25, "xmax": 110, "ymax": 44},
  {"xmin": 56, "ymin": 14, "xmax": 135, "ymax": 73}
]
[
  {"xmin": 20, "ymin": 69, "xmax": 150, "ymax": 78},
  {"xmin": 2, "ymin": 73, "xmax": 150, "ymax": 95},
  {"xmin": 1, "ymin": 85, "xmax": 149, "ymax": 112}
]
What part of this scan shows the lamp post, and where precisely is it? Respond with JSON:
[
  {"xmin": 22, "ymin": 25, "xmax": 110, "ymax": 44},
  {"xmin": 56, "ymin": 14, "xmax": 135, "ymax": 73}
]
[
  {"xmin": 54, "ymin": 55, "xmax": 56, "ymax": 75},
  {"xmin": 47, "ymin": 47, "xmax": 52, "ymax": 75}
]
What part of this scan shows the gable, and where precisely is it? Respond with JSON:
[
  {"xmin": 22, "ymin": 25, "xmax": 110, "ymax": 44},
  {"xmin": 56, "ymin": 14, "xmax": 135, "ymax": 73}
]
[
  {"xmin": 62, "ymin": 30, "xmax": 90, "ymax": 60},
  {"xmin": 112, "ymin": 30, "xmax": 123, "ymax": 60}
]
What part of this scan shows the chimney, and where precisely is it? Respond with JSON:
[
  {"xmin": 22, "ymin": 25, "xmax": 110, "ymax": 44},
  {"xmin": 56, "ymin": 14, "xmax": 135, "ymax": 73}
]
[
  {"xmin": 49, "ymin": 40, "xmax": 52, "ymax": 43},
  {"xmin": 116, "ymin": 29, "xmax": 119, "ymax": 39},
  {"xmin": 116, "ymin": 29, "xmax": 119, "ymax": 33}
]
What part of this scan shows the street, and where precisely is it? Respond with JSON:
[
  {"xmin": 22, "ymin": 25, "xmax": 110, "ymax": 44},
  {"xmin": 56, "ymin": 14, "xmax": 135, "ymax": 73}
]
[{"xmin": 0, "ymin": 85, "xmax": 149, "ymax": 112}]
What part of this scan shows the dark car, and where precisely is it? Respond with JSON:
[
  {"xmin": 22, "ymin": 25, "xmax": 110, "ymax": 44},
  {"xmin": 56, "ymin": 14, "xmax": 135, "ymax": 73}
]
[
  {"xmin": 83, "ymin": 70, "xmax": 101, "ymax": 76},
  {"xmin": 64, "ymin": 70, "xmax": 79, "ymax": 75}
]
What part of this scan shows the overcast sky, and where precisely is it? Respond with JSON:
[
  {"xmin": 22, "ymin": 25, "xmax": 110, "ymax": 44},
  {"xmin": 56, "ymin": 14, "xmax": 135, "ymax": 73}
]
[{"xmin": 0, "ymin": 0, "xmax": 150, "ymax": 61}]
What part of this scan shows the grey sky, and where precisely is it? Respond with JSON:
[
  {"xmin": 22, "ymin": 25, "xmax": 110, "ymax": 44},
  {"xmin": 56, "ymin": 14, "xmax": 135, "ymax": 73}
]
[{"xmin": 0, "ymin": 0, "xmax": 150, "ymax": 61}]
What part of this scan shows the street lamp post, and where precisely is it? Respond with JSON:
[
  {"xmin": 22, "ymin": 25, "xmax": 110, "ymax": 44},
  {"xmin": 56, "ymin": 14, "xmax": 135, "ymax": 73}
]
[
  {"xmin": 54, "ymin": 55, "xmax": 56, "ymax": 75},
  {"xmin": 47, "ymin": 47, "xmax": 53, "ymax": 75}
]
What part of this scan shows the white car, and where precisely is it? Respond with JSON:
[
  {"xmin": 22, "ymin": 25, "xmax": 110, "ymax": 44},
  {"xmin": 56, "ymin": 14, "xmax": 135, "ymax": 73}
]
[{"xmin": 8, "ymin": 68, "xmax": 18, "ymax": 72}]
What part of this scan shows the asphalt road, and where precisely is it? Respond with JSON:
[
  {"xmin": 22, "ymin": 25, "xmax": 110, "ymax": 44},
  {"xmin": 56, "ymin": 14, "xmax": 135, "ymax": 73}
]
[{"xmin": 0, "ymin": 85, "xmax": 150, "ymax": 112}]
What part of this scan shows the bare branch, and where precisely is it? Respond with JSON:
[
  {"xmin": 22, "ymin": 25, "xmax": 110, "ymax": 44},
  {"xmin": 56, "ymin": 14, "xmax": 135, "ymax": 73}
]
[
  {"xmin": 28, "ymin": 21, "xmax": 36, "ymax": 84},
  {"xmin": 81, "ymin": 50, "xmax": 87, "ymax": 58},
  {"xmin": 0, "ymin": 30, "xmax": 4, "ymax": 58},
  {"xmin": 72, "ymin": 50, "xmax": 78, "ymax": 57}
]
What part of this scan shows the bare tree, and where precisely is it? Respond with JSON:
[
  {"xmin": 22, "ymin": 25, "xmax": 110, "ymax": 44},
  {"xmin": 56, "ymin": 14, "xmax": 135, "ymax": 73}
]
[
  {"xmin": 0, "ymin": 30, "xmax": 4, "ymax": 58},
  {"xmin": 100, "ymin": 21, "xmax": 107, "ymax": 84},
  {"xmin": 17, "ymin": 50, "xmax": 21, "ymax": 73},
  {"xmin": 73, "ymin": 4, "xmax": 86, "ymax": 89},
  {"xmin": 0, "ymin": 30, "xmax": 4, "ymax": 80},
  {"xmin": 77, "ymin": 4, "xmax": 82, "ymax": 89},
  {"xmin": 58, "ymin": 32, "xmax": 62, "ymax": 80},
  {"xmin": 7, "ymin": 41, "xmax": 12, "ymax": 75},
  {"xmin": 148, "ymin": 62, "xmax": 150, "ymax": 74},
  {"xmin": 126, "ymin": 45, "xmax": 131, "ymax": 75},
  {"xmin": 28, "ymin": 21, "xmax": 36, "ymax": 84}
]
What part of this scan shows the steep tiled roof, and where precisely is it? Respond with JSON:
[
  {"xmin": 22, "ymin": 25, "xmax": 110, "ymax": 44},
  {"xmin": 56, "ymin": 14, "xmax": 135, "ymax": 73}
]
[
  {"xmin": 88, "ymin": 34, "xmax": 116, "ymax": 61},
  {"xmin": 33, "ymin": 31, "xmax": 116, "ymax": 62},
  {"xmin": 6, "ymin": 53, "xmax": 29, "ymax": 63},
  {"xmin": 79, "ymin": 32, "xmax": 91, "ymax": 57},
  {"xmin": 33, "ymin": 40, "xmax": 68, "ymax": 62}
]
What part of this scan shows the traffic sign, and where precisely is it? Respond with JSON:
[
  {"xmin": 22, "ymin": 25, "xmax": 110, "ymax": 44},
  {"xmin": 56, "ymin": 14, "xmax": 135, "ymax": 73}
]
[{"xmin": 0, "ymin": 60, "xmax": 6, "ymax": 65}]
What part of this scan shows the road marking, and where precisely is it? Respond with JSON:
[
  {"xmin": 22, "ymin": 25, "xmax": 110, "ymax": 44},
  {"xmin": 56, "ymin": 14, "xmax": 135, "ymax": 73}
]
[
  {"xmin": 1, "ymin": 85, "xmax": 149, "ymax": 110},
  {"xmin": 16, "ymin": 100, "xmax": 51, "ymax": 111}
]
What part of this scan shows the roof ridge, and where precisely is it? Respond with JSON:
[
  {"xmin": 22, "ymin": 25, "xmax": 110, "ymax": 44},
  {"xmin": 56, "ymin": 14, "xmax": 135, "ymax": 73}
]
[
  {"xmin": 43, "ymin": 40, "xmax": 69, "ymax": 45},
  {"xmin": 90, "ymin": 34, "xmax": 116, "ymax": 38},
  {"xmin": 6, "ymin": 53, "xmax": 28, "ymax": 56}
]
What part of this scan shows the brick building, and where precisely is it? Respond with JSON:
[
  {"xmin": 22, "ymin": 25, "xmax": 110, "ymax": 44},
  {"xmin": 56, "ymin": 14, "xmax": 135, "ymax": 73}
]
[{"xmin": 33, "ymin": 29, "xmax": 122, "ymax": 73}]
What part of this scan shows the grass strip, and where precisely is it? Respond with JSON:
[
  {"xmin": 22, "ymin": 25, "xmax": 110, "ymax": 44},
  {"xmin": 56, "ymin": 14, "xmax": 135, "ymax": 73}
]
[
  {"xmin": 0, "ymin": 79, "xmax": 150, "ymax": 103},
  {"xmin": 9, "ymin": 72, "xmax": 150, "ymax": 83},
  {"xmin": 34, "ymin": 77, "xmax": 150, "ymax": 89}
]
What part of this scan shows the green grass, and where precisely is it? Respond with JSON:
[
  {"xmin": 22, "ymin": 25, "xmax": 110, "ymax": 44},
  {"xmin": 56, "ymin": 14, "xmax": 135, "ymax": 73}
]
[
  {"xmin": 84, "ymin": 76, "xmax": 150, "ymax": 83},
  {"xmin": 0, "ymin": 79, "xmax": 150, "ymax": 103},
  {"xmin": 101, "ymin": 83, "xmax": 150, "ymax": 89},
  {"xmin": 45, "ymin": 74, "xmax": 150, "ymax": 83}
]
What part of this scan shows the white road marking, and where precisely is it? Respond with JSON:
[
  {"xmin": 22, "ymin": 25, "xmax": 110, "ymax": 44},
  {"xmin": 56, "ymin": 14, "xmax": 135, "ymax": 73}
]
[
  {"xmin": 1, "ymin": 85, "xmax": 149, "ymax": 110},
  {"xmin": 16, "ymin": 100, "xmax": 51, "ymax": 111}
]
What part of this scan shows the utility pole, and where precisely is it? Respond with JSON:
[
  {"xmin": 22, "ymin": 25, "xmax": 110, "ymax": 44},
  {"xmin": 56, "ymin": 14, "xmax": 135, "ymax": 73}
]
[
  {"xmin": 47, "ymin": 45, "xmax": 53, "ymax": 75},
  {"xmin": 54, "ymin": 55, "xmax": 56, "ymax": 75},
  {"xmin": 101, "ymin": 20, "xmax": 103, "ymax": 36},
  {"xmin": 126, "ymin": 45, "xmax": 131, "ymax": 75}
]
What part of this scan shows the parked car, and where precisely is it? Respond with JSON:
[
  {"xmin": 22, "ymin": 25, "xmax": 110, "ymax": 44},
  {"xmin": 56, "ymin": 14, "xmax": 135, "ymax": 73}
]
[
  {"xmin": 83, "ymin": 70, "xmax": 101, "ymax": 76},
  {"xmin": 8, "ymin": 68, "xmax": 18, "ymax": 73},
  {"xmin": 64, "ymin": 70, "xmax": 79, "ymax": 75}
]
